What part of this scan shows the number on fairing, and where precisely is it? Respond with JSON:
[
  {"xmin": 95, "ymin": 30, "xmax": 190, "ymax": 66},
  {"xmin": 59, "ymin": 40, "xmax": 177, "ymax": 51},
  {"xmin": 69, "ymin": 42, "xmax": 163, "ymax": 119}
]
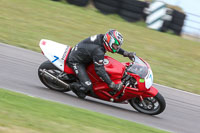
[{"xmin": 52, "ymin": 56, "xmax": 59, "ymax": 63}]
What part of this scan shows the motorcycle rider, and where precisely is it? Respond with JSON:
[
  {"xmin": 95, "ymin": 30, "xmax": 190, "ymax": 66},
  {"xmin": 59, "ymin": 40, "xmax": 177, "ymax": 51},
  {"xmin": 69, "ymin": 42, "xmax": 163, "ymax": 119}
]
[{"xmin": 67, "ymin": 29, "xmax": 135, "ymax": 99}]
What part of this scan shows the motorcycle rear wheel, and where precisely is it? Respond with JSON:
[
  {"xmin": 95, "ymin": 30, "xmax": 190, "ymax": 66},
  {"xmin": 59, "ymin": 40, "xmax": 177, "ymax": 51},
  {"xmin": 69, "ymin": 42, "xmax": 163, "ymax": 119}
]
[
  {"xmin": 38, "ymin": 60, "xmax": 71, "ymax": 92},
  {"xmin": 129, "ymin": 92, "xmax": 166, "ymax": 115}
]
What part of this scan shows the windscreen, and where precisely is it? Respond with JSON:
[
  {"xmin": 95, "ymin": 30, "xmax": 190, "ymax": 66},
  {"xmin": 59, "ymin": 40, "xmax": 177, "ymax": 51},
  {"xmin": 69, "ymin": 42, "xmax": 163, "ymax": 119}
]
[{"xmin": 126, "ymin": 56, "xmax": 148, "ymax": 78}]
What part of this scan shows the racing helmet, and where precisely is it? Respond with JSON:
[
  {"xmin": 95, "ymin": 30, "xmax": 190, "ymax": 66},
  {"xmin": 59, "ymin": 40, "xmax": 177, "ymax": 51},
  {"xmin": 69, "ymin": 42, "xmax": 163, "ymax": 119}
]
[{"xmin": 103, "ymin": 29, "xmax": 123, "ymax": 53}]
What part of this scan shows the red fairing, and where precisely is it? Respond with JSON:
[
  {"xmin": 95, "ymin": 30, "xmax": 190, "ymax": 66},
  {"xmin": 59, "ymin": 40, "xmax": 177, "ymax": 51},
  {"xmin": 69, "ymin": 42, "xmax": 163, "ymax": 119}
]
[
  {"xmin": 86, "ymin": 56, "xmax": 126, "ymax": 100},
  {"xmin": 127, "ymin": 72, "xmax": 146, "ymax": 91},
  {"xmin": 86, "ymin": 56, "xmax": 126, "ymax": 83},
  {"xmin": 142, "ymin": 86, "xmax": 158, "ymax": 97}
]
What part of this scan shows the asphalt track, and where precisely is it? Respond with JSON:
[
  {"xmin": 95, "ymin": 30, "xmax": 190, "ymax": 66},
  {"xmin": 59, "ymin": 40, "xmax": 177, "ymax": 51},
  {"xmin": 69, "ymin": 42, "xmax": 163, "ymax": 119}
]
[{"xmin": 0, "ymin": 43, "xmax": 200, "ymax": 133}]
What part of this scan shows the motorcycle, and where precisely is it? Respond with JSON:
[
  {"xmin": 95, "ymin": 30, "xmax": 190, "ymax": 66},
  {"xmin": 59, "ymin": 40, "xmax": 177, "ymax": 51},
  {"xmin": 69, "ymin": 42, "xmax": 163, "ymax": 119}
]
[{"xmin": 38, "ymin": 39, "xmax": 166, "ymax": 115}]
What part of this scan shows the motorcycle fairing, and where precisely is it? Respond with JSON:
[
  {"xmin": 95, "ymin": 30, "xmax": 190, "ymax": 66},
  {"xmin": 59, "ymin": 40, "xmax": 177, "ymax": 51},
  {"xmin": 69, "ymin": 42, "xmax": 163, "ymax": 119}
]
[
  {"xmin": 144, "ymin": 69, "xmax": 153, "ymax": 89},
  {"xmin": 126, "ymin": 56, "xmax": 153, "ymax": 89},
  {"xmin": 86, "ymin": 56, "xmax": 126, "ymax": 101},
  {"xmin": 86, "ymin": 56, "xmax": 126, "ymax": 84},
  {"xmin": 39, "ymin": 39, "xmax": 71, "ymax": 71}
]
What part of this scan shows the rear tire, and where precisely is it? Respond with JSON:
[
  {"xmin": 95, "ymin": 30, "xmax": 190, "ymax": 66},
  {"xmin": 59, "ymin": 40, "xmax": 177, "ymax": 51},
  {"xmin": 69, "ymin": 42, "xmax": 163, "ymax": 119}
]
[
  {"xmin": 38, "ymin": 60, "xmax": 71, "ymax": 92},
  {"xmin": 129, "ymin": 92, "xmax": 166, "ymax": 115}
]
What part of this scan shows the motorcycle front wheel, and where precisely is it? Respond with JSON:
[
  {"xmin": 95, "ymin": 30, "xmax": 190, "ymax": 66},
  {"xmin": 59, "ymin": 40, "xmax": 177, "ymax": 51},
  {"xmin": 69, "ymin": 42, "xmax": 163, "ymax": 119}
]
[
  {"xmin": 129, "ymin": 92, "xmax": 166, "ymax": 115},
  {"xmin": 38, "ymin": 60, "xmax": 71, "ymax": 92}
]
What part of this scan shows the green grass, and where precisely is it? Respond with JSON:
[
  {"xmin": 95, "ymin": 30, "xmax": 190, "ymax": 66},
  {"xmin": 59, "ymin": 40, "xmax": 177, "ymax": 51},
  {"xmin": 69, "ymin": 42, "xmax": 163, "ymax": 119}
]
[
  {"xmin": 0, "ymin": 0, "xmax": 200, "ymax": 94},
  {"xmin": 0, "ymin": 88, "xmax": 169, "ymax": 133}
]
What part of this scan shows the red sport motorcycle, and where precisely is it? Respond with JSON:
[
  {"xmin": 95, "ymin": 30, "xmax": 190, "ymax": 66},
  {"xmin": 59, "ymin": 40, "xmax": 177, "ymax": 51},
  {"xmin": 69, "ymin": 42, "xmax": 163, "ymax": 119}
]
[{"xmin": 38, "ymin": 39, "xmax": 166, "ymax": 115}]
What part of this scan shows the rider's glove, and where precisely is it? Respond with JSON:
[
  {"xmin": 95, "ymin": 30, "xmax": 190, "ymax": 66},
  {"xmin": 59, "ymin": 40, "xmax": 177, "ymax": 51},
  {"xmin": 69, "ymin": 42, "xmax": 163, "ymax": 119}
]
[
  {"xmin": 109, "ymin": 82, "xmax": 123, "ymax": 91},
  {"xmin": 123, "ymin": 51, "xmax": 136, "ymax": 58}
]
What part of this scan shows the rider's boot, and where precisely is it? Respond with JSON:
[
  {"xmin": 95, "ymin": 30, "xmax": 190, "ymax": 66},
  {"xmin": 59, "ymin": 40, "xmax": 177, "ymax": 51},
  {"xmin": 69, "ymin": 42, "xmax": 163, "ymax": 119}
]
[{"xmin": 70, "ymin": 82, "xmax": 86, "ymax": 99}]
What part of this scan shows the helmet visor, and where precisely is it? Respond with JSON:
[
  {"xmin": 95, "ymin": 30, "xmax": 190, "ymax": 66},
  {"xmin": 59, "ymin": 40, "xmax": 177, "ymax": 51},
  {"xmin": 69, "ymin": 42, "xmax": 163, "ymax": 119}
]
[{"xmin": 110, "ymin": 38, "xmax": 121, "ymax": 53}]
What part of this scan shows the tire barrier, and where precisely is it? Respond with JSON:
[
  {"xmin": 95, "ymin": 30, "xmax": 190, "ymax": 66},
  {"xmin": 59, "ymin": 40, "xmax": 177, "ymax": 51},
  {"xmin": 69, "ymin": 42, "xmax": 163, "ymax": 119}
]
[
  {"xmin": 160, "ymin": 9, "xmax": 186, "ymax": 35},
  {"xmin": 145, "ymin": 0, "xmax": 186, "ymax": 36},
  {"xmin": 169, "ymin": 10, "xmax": 186, "ymax": 35},
  {"xmin": 95, "ymin": 0, "xmax": 120, "ymax": 7},
  {"xmin": 119, "ymin": 9, "xmax": 143, "ymax": 22},
  {"xmin": 93, "ymin": 0, "xmax": 121, "ymax": 14},
  {"xmin": 119, "ymin": 0, "xmax": 149, "ymax": 22},
  {"xmin": 93, "ymin": 0, "xmax": 148, "ymax": 21},
  {"xmin": 160, "ymin": 20, "xmax": 171, "ymax": 32},
  {"xmin": 66, "ymin": 0, "xmax": 89, "ymax": 7},
  {"xmin": 145, "ymin": 1, "xmax": 167, "ymax": 30},
  {"xmin": 171, "ymin": 17, "xmax": 184, "ymax": 26},
  {"xmin": 169, "ymin": 23, "xmax": 182, "ymax": 35},
  {"xmin": 172, "ymin": 10, "xmax": 186, "ymax": 20},
  {"xmin": 51, "ymin": 0, "xmax": 186, "ymax": 36}
]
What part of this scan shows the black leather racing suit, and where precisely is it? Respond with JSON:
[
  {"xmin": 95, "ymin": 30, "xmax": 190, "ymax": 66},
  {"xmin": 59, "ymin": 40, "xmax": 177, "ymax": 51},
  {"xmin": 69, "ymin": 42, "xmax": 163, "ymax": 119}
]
[{"xmin": 67, "ymin": 34, "xmax": 125, "ymax": 92}]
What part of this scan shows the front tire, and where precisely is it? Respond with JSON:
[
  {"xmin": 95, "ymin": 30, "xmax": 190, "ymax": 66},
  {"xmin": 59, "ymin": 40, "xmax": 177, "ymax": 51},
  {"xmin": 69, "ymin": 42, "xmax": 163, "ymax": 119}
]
[
  {"xmin": 129, "ymin": 92, "xmax": 166, "ymax": 115},
  {"xmin": 38, "ymin": 60, "xmax": 71, "ymax": 92}
]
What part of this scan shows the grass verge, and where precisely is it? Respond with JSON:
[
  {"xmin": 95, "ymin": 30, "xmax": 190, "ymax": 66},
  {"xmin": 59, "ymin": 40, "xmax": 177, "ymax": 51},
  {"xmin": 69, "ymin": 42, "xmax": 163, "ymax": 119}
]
[
  {"xmin": 0, "ymin": 0, "xmax": 200, "ymax": 94},
  {"xmin": 0, "ymin": 88, "xmax": 169, "ymax": 133}
]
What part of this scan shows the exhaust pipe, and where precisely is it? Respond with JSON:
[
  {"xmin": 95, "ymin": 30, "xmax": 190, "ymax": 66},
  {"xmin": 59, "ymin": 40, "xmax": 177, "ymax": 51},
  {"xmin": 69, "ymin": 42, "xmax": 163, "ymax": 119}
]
[{"xmin": 39, "ymin": 69, "xmax": 70, "ymax": 89}]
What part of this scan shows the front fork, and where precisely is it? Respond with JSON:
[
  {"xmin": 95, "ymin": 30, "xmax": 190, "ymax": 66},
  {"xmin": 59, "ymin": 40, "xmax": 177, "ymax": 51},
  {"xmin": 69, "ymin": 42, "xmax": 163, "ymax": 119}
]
[
  {"xmin": 139, "ymin": 95, "xmax": 148, "ymax": 109},
  {"xmin": 139, "ymin": 85, "xmax": 159, "ymax": 109}
]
